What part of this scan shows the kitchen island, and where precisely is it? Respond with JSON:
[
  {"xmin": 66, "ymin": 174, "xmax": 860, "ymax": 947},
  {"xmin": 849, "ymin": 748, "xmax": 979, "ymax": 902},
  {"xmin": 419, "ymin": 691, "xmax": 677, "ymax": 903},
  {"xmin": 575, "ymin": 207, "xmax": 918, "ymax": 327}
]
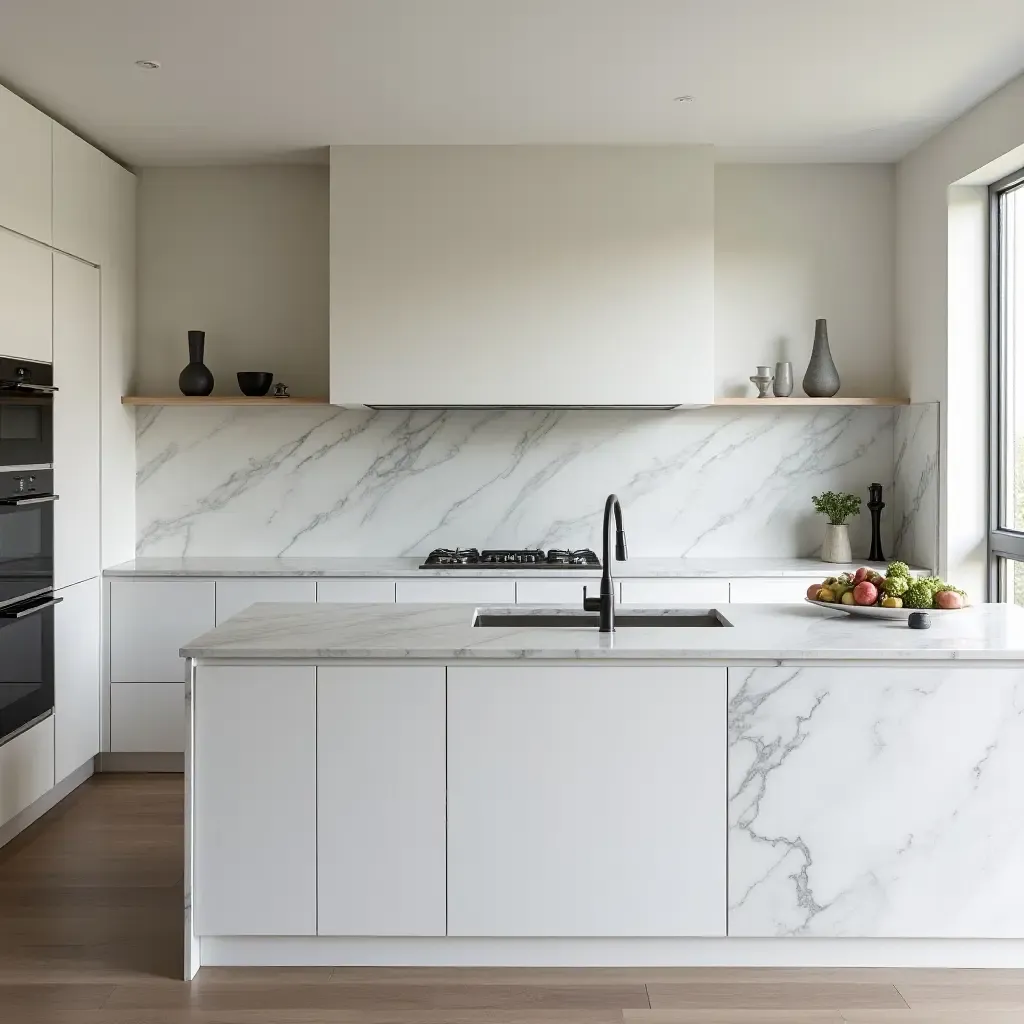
[{"xmin": 181, "ymin": 601, "xmax": 1024, "ymax": 977}]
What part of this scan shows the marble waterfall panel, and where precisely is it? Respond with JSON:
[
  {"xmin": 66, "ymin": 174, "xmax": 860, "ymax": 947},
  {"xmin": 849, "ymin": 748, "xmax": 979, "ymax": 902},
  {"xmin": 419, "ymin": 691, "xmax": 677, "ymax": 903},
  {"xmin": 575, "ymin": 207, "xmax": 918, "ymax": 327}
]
[
  {"xmin": 728, "ymin": 666, "xmax": 1024, "ymax": 937},
  {"xmin": 136, "ymin": 405, "xmax": 896, "ymax": 557},
  {"xmin": 892, "ymin": 402, "xmax": 939, "ymax": 571}
]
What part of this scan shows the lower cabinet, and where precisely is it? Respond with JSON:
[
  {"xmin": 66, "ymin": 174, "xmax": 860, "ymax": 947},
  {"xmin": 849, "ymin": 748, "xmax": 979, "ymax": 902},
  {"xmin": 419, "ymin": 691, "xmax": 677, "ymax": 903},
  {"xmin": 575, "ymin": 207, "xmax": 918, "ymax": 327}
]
[
  {"xmin": 728, "ymin": 578, "xmax": 804, "ymax": 603},
  {"xmin": 317, "ymin": 580, "xmax": 396, "ymax": 603},
  {"xmin": 215, "ymin": 579, "xmax": 316, "ymax": 624},
  {"xmin": 396, "ymin": 579, "xmax": 516, "ymax": 604},
  {"xmin": 194, "ymin": 666, "xmax": 316, "ymax": 936},
  {"xmin": 620, "ymin": 578, "xmax": 730, "ymax": 606},
  {"xmin": 447, "ymin": 665, "xmax": 727, "ymax": 937},
  {"xmin": 317, "ymin": 667, "xmax": 446, "ymax": 935},
  {"xmin": 54, "ymin": 577, "xmax": 100, "ymax": 783},
  {"xmin": 0, "ymin": 715, "xmax": 54, "ymax": 829},
  {"xmin": 728, "ymin": 666, "xmax": 1024, "ymax": 937},
  {"xmin": 110, "ymin": 682, "xmax": 185, "ymax": 752}
]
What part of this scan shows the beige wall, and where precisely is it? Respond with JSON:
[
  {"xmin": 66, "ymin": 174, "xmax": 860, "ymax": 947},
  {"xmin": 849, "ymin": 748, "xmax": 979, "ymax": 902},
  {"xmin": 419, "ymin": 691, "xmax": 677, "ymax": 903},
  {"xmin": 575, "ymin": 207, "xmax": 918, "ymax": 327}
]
[
  {"xmin": 897, "ymin": 71, "xmax": 1024, "ymax": 594},
  {"xmin": 136, "ymin": 165, "xmax": 328, "ymax": 397},
  {"xmin": 715, "ymin": 164, "xmax": 895, "ymax": 398}
]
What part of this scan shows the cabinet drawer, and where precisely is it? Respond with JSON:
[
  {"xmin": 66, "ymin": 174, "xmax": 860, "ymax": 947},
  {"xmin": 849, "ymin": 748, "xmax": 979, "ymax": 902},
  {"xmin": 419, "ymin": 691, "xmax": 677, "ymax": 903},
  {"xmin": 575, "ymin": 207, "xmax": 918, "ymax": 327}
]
[
  {"xmin": 516, "ymin": 579, "xmax": 613, "ymax": 605},
  {"xmin": 0, "ymin": 716, "xmax": 54, "ymax": 828},
  {"xmin": 620, "ymin": 579, "xmax": 730, "ymax": 606},
  {"xmin": 396, "ymin": 580, "xmax": 516, "ymax": 604},
  {"xmin": 110, "ymin": 682, "xmax": 186, "ymax": 753},
  {"xmin": 109, "ymin": 581, "xmax": 216, "ymax": 683},
  {"xmin": 316, "ymin": 580, "xmax": 396, "ymax": 603},
  {"xmin": 216, "ymin": 579, "xmax": 316, "ymax": 624},
  {"xmin": 729, "ymin": 578, "xmax": 806, "ymax": 604}
]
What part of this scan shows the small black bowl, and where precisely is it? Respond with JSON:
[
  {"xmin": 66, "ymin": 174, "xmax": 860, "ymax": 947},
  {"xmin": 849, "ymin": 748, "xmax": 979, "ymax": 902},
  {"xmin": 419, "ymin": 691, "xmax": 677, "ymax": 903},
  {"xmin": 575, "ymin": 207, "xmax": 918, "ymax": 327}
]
[{"xmin": 237, "ymin": 371, "xmax": 273, "ymax": 397}]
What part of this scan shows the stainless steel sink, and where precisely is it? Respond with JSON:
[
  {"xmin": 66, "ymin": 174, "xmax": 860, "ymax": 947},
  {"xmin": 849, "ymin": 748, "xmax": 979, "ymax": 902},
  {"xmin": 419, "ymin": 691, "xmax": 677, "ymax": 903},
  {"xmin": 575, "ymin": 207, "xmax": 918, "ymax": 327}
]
[{"xmin": 473, "ymin": 610, "xmax": 732, "ymax": 628}]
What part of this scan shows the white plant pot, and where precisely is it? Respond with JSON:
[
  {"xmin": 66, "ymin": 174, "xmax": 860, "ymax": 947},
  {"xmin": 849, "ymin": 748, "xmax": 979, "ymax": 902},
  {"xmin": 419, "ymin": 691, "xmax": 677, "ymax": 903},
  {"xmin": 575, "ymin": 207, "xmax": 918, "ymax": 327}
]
[{"xmin": 821, "ymin": 524, "xmax": 852, "ymax": 564}]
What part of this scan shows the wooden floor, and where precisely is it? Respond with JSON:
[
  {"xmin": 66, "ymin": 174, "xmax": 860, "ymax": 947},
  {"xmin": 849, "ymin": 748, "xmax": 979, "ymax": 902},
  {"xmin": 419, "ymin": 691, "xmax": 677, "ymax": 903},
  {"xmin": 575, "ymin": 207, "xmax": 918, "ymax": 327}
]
[{"xmin": 1, "ymin": 775, "xmax": 1023, "ymax": 1023}]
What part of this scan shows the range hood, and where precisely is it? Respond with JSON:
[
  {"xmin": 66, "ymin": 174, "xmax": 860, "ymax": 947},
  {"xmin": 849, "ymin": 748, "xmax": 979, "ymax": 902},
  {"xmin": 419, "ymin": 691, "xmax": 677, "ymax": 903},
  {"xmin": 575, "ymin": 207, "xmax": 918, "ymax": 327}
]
[{"xmin": 329, "ymin": 145, "xmax": 715, "ymax": 409}]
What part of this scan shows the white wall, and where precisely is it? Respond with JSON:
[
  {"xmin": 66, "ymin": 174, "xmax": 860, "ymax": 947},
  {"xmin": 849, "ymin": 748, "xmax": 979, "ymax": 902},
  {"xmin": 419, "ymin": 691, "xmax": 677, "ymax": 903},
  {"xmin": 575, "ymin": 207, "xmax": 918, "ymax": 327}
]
[
  {"xmin": 136, "ymin": 166, "xmax": 328, "ymax": 397},
  {"xmin": 897, "ymin": 71, "xmax": 1024, "ymax": 594},
  {"xmin": 715, "ymin": 164, "xmax": 895, "ymax": 398}
]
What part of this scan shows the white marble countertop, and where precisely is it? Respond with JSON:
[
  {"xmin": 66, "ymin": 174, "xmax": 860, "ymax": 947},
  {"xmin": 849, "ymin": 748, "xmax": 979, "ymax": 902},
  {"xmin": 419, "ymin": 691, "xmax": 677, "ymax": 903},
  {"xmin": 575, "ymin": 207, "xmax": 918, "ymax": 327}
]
[
  {"xmin": 180, "ymin": 601, "xmax": 1024, "ymax": 664},
  {"xmin": 107, "ymin": 556, "xmax": 913, "ymax": 579}
]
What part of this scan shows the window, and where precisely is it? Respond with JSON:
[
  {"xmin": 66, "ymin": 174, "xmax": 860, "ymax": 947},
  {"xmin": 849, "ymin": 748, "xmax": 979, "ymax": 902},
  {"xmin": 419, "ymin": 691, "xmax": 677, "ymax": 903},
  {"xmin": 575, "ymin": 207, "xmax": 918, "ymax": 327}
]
[{"xmin": 990, "ymin": 168, "xmax": 1024, "ymax": 602}]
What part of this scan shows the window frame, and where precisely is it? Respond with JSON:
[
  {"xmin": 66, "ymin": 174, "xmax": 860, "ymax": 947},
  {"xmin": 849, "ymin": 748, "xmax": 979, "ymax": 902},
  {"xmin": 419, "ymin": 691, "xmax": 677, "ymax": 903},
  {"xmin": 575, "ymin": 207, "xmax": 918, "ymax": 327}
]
[{"xmin": 989, "ymin": 166, "xmax": 1024, "ymax": 600}]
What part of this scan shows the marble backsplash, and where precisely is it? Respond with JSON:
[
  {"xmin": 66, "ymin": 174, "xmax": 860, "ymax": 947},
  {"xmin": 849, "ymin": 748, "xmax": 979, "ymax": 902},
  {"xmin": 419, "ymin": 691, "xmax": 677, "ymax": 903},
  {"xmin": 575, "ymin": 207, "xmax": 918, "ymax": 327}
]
[{"xmin": 135, "ymin": 404, "xmax": 939, "ymax": 565}]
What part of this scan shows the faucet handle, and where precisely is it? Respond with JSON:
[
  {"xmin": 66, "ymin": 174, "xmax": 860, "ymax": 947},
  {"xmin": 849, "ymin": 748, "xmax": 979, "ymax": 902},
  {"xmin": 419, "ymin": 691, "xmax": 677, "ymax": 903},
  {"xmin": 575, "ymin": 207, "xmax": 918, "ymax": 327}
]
[{"xmin": 582, "ymin": 585, "xmax": 601, "ymax": 612}]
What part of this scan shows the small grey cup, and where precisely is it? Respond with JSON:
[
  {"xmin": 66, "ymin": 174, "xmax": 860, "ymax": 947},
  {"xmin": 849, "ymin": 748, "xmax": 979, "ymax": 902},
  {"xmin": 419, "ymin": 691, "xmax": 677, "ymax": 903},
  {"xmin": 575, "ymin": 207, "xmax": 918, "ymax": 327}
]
[{"xmin": 773, "ymin": 361, "xmax": 794, "ymax": 397}]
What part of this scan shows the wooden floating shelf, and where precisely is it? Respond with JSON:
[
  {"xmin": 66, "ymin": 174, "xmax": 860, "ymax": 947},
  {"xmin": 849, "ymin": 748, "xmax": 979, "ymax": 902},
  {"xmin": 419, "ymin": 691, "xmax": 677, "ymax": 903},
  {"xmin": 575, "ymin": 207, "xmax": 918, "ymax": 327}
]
[
  {"xmin": 712, "ymin": 397, "xmax": 910, "ymax": 407},
  {"xmin": 121, "ymin": 396, "xmax": 331, "ymax": 406}
]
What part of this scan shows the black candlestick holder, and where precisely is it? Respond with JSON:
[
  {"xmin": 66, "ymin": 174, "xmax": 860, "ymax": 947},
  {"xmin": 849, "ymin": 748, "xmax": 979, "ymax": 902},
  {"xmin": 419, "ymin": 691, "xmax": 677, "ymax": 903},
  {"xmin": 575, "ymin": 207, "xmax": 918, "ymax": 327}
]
[{"xmin": 867, "ymin": 482, "xmax": 885, "ymax": 562}]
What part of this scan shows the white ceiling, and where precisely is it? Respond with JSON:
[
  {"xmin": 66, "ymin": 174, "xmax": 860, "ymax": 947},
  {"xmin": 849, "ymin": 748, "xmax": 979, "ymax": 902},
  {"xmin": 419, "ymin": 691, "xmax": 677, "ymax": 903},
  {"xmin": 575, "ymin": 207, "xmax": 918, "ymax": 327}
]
[{"xmin": 2, "ymin": 0, "xmax": 1024, "ymax": 167}]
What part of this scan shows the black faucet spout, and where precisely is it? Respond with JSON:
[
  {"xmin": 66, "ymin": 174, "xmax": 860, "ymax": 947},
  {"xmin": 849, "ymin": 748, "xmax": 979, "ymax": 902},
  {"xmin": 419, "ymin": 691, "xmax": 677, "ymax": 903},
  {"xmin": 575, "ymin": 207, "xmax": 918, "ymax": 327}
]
[{"xmin": 583, "ymin": 494, "xmax": 628, "ymax": 632}]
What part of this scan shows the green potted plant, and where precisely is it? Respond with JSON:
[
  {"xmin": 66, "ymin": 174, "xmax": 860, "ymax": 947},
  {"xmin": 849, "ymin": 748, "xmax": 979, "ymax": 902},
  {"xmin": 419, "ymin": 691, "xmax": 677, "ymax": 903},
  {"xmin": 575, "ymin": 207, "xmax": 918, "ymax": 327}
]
[{"xmin": 811, "ymin": 491, "xmax": 861, "ymax": 563}]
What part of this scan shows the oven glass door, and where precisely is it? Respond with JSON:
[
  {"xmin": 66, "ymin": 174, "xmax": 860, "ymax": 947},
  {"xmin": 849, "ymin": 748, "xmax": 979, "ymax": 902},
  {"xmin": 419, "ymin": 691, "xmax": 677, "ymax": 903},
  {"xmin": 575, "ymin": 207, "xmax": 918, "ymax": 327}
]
[
  {"xmin": 0, "ymin": 393, "xmax": 52, "ymax": 468},
  {"xmin": 0, "ymin": 594, "xmax": 58, "ymax": 743},
  {"xmin": 0, "ymin": 473, "xmax": 54, "ymax": 611}
]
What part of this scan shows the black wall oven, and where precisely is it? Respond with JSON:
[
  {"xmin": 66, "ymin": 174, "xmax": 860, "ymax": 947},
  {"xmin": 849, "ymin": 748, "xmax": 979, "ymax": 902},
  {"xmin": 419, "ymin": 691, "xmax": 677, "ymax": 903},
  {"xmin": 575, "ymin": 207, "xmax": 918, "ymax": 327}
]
[
  {"xmin": 0, "ymin": 358, "xmax": 55, "ymax": 467},
  {"xmin": 0, "ymin": 466, "xmax": 59, "ymax": 744}
]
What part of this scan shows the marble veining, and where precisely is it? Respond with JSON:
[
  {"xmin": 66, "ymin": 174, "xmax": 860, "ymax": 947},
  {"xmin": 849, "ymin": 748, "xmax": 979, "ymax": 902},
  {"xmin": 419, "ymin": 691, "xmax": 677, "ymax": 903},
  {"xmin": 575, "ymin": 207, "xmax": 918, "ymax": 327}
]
[
  {"xmin": 892, "ymin": 403, "xmax": 939, "ymax": 572},
  {"xmin": 728, "ymin": 665, "xmax": 1024, "ymax": 936},
  {"xmin": 179, "ymin": 600, "xmax": 1024, "ymax": 662},
  {"xmin": 136, "ymin": 405, "xmax": 907, "ymax": 559}
]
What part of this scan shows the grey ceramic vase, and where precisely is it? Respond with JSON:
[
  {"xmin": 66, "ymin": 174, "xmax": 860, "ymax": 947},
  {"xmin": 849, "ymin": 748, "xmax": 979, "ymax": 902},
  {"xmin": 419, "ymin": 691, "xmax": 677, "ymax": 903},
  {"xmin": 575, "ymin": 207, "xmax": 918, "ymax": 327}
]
[
  {"xmin": 773, "ymin": 361, "xmax": 794, "ymax": 397},
  {"xmin": 179, "ymin": 330, "xmax": 214, "ymax": 396},
  {"xmin": 802, "ymin": 319, "xmax": 840, "ymax": 398}
]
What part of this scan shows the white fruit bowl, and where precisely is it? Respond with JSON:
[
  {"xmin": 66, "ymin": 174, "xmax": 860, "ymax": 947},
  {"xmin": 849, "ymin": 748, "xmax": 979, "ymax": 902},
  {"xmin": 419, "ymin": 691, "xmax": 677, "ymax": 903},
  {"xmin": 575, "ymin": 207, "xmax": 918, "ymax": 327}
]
[{"xmin": 804, "ymin": 598, "xmax": 963, "ymax": 620}]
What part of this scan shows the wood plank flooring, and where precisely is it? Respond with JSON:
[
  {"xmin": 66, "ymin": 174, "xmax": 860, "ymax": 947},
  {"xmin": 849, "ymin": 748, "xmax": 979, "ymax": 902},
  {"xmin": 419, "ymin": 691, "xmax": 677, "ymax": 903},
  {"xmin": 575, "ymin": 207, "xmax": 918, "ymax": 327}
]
[{"xmin": 1, "ymin": 774, "xmax": 1022, "ymax": 1023}]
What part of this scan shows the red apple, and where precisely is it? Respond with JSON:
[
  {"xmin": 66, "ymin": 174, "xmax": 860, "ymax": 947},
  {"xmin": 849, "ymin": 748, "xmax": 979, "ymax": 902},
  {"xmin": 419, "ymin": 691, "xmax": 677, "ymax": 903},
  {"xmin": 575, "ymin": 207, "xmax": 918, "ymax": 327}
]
[
  {"xmin": 807, "ymin": 583, "xmax": 824, "ymax": 601},
  {"xmin": 853, "ymin": 581, "xmax": 879, "ymax": 606},
  {"xmin": 853, "ymin": 567, "xmax": 870, "ymax": 584},
  {"xmin": 935, "ymin": 590, "xmax": 964, "ymax": 609}
]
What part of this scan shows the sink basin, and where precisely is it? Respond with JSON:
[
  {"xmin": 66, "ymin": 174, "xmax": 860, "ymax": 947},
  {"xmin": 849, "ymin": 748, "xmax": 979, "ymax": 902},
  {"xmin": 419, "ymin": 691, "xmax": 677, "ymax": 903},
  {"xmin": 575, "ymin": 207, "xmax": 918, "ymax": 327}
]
[{"xmin": 473, "ymin": 610, "xmax": 731, "ymax": 628}]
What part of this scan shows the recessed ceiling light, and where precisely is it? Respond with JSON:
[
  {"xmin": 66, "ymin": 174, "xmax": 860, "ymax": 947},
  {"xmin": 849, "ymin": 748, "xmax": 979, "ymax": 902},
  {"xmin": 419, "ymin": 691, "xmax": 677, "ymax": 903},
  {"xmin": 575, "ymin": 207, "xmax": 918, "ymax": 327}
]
[
  {"xmin": 674, "ymin": 95, "xmax": 695, "ymax": 103},
  {"xmin": 135, "ymin": 60, "xmax": 161, "ymax": 70}
]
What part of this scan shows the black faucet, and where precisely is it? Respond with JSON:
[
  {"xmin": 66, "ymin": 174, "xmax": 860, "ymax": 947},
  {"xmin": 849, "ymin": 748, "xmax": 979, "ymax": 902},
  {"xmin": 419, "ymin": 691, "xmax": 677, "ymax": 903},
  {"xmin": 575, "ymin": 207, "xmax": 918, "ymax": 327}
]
[{"xmin": 583, "ymin": 494, "xmax": 628, "ymax": 632}]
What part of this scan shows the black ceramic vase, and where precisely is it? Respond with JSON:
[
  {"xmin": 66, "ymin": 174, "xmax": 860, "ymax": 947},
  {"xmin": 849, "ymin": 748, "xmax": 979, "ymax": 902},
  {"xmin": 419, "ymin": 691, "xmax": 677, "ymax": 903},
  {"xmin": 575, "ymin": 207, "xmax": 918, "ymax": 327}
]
[{"xmin": 179, "ymin": 330, "xmax": 214, "ymax": 396}]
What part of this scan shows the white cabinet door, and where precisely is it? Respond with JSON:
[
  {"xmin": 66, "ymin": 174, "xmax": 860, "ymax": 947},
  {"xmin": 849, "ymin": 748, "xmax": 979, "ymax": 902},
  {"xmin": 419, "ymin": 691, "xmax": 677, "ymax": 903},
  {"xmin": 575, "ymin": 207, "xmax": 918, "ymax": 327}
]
[
  {"xmin": 447, "ymin": 665, "xmax": 727, "ymax": 937},
  {"xmin": 0, "ymin": 84, "xmax": 51, "ymax": 243},
  {"xmin": 215, "ymin": 579, "xmax": 316, "ymax": 624},
  {"xmin": 194, "ymin": 666, "xmax": 316, "ymax": 936},
  {"xmin": 516, "ymin": 579, "xmax": 613, "ymax": 605},
  {"xmin": 728, "ymin": 578, "xmax": 805, "ymax": 604},
  {"xmin": 318, "ymin": 667, "xmax": 446, "ymax": 936},
  {"xmin": 396, "ymin": 579, "xmax": 516, "ymax": 604},
  {"xmin": 0, "ymin": 229, "xmax": 52, "ymax": 362},
  {"xmin": 110, "ymin": 682, "xmax": 185, "ymax": 753},
  {"xmin": 620, "ymin": 578, "xmax": 730, "ymax": 606},
  {"xmin": 316, "ymin": 579, "xmax": 396, "ymax": 603},
  {"xmin": 54, "ymin": 577, "xmax": 100, "ymax": 782},
  {"xmin": 109, "ymin": 581, "xmax": 216, "ymax": 683},
  {"xmin": 52, "ymin": 124, "xmax": 110, "ymax": 265},
  {"xmin": 53, "ymin": 253, "xmax": 100, "ymax": 590},
  {"xmin": 0, "ymin": 716, "xmax": 53, "ymax": 829}
]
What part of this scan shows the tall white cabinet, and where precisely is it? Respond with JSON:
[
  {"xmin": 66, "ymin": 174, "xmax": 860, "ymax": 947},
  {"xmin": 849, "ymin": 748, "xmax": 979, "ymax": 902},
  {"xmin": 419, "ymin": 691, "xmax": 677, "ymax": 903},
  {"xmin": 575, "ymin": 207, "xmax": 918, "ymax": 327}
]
[
  {"xmin": 0, "ymin": 82, "xmax": 135, "ymax": 844},
  {"xmin": 53, "ymin": 253, "xmax": 101, "ymax": 590}
]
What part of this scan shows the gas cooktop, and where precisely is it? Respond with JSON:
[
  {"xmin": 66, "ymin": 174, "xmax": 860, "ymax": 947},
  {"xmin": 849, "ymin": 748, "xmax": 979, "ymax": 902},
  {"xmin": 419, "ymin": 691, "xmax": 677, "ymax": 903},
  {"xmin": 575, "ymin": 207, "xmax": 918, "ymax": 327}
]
[{"xmin": 420, "ymin": 548, "xmax": 601, "ymax": 569}]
